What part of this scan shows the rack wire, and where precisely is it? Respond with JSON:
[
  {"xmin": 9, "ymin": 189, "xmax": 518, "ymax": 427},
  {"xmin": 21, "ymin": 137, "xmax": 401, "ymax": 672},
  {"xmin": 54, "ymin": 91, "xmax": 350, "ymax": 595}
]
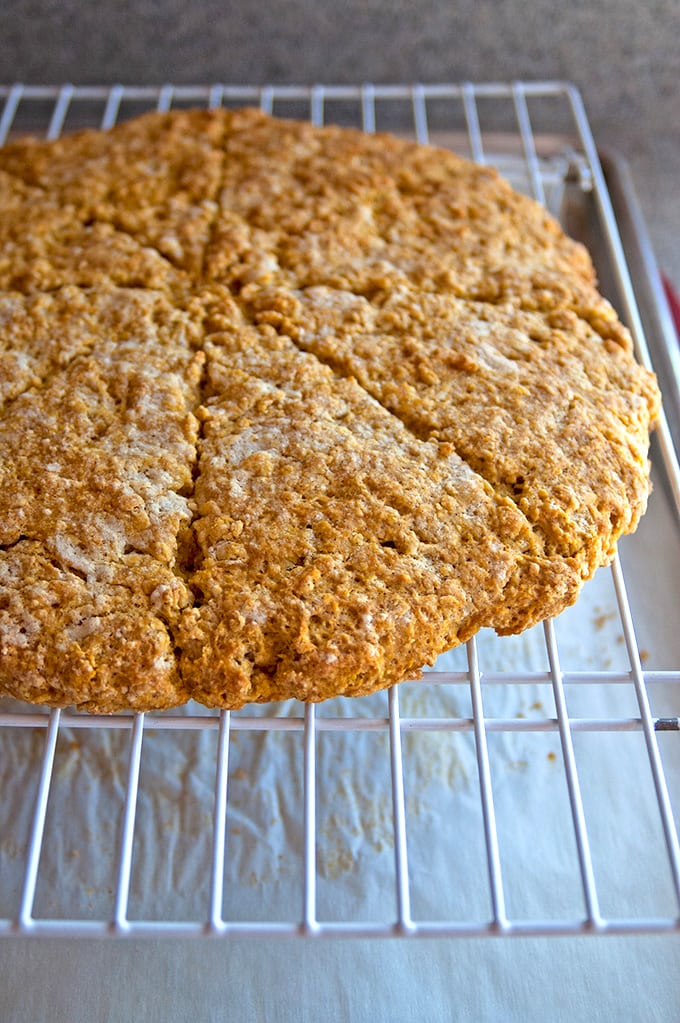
[{"xmin": 0, "ymin": 81, "xmax": 679, "ymax": 941}]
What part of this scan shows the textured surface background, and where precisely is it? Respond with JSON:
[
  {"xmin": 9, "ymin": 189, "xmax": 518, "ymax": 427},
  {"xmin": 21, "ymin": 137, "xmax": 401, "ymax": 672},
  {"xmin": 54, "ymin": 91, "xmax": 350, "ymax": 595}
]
[{"xmin": 1, "ymin": 0, "xmax": 678, "ymax": 286}]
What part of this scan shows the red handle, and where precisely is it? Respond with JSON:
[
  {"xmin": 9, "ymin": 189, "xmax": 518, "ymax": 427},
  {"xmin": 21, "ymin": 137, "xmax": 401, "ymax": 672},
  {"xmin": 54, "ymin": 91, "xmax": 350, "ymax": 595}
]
[{"xmin": 661, "ymin": 274, "xmax": 680, "ymax": 342}]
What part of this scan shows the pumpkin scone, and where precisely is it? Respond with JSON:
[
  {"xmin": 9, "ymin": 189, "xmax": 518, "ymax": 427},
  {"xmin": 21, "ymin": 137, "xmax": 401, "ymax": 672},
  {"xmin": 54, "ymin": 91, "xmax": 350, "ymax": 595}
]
[
  {"xmin": 0, "ymin": 287, "xmax": 203, "ymax": 710},
  {"xmin": 0, "ymin": 107, "xmax": 662, "ymax": 711},
  {"xmin": 205, "ymin": 108, "xmax": 595, "ymax": 295},
  {"xmin": 0, "ymin": 108, "xmax": 231, "ymax": 279},
  {"xmin": 0, "ymin": 173, "xmax": 183, "ymax": 294},
  {"xmin": 178, "ymin": 326, "xmax": 577, "ymax": 706},
  {"xmin": 255, "ymin": 281, "xmax": 659, "ymax": 578}
]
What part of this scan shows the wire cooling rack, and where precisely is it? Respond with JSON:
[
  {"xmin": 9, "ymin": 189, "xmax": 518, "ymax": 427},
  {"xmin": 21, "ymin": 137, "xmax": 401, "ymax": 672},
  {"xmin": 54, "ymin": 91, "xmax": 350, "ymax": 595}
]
[{"xmin": 0, "ymin": 81, "xmax": 679, "ymax": 940}]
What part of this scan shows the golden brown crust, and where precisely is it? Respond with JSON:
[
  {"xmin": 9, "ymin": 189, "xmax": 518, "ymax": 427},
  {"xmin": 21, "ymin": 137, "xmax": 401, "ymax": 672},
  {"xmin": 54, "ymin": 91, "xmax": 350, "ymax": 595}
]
[{"xmin": 0, "ymin": 108, "xmax": 661, "ymax": 711}]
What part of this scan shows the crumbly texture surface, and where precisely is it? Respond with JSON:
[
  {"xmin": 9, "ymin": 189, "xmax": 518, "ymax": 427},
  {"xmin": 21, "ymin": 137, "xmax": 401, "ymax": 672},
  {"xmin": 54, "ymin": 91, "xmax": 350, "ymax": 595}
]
[{"xmin": 0, "ymin": 107, "xmax": 660, "ymax": 711}]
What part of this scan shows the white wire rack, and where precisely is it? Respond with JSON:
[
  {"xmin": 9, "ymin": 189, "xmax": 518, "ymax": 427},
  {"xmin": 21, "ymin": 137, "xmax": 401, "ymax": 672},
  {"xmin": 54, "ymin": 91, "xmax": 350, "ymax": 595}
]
[{"xmin": 0, "ymin": 81, "xmax": 679, "ymax": 941}]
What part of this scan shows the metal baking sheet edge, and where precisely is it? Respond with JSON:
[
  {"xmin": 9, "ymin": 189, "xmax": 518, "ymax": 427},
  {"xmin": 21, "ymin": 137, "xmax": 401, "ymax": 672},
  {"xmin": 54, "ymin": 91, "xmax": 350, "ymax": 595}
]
[{"xmin": 599, "ymin": 148, "xmax": 680, "ymax": 456}]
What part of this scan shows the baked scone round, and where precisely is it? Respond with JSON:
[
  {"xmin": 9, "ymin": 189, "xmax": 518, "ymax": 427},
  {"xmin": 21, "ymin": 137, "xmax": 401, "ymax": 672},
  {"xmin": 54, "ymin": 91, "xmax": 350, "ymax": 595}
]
[{"xmin": 0, "ymin": 108, "xmax": 660, "ymax": 711}]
